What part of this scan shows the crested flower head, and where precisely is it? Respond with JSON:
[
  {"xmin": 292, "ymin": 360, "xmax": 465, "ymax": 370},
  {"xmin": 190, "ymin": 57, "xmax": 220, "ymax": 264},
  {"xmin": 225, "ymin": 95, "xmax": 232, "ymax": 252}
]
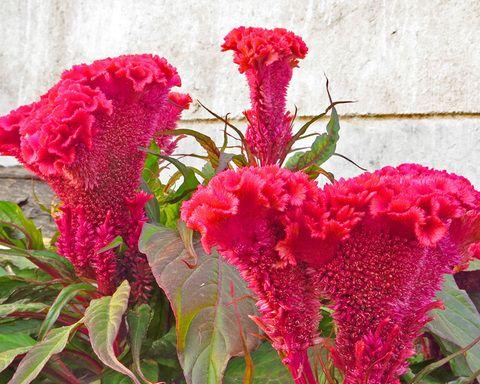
[
  {"xmin": 0, "ymin": 54, "xmax": 189, "ymax": 298},
  {"xmin": 182, "ymin": 166, "xmax": 351, "ymax": 383},
  {"xmin": 222, "ymin": 27, "xmax": 307, "ymax": 165},
  {"xmin": 318, "ymin": 164, "xmax": 480, "ymax": 384},
  {"xmin": 222, "ymin": 26, "xmax": 308, "ymax": 73}
]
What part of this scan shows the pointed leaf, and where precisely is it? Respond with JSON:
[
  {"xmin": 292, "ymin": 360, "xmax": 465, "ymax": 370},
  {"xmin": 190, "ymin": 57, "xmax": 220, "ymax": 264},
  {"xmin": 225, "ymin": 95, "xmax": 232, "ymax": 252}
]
[
  {"xmin": 0, "ymin": 301, "xmax": 48, "ymax": 317},
  {"xmin": 0, "ymin": 333, "xmax": 36, "ymax": 373},
  {"xmin": 157, "ymin": 155, "xmax": 200, "ymax": 204},
  {"xmin": 0, "ymin": 248, "xmax": 75, "ymax": 280},
  {"xmin": 127, "ymin": 304, "xmax": 153, "ymax": 383},
  {"xmin": 139, "ymin": 223, "xmax": 260, "ymax": 384},
  {"xmin": 285, "ymin": 108, "xmax": 340, "ymax": 171},
  {"xmin": 427, "ymin": 275, "xmax": 480, "ymax": 379},
  {"xmin": 84, "ymin": 281, "xmax": 140, "ymax": 384},
  {"xmin": 0, "ymin": 202, "xmax": 44, "ymax": 250},
  {"xmin": 140, "ymin": 180, "xmax": 161, "ymax": 223},
  {"xmin": 38, "ymin": 282, "xmax": 95, "ymax": 339},
  {"xmin": 224, "ymin": 343, "xmax": 290, "ymax": 384},
  {"xmin": 160, "ymin": 129, "xmax": 221, "ymax": 168},
  {"xmin": 8, "ymin": 322, "xmax": 80, "ymax": 384}
]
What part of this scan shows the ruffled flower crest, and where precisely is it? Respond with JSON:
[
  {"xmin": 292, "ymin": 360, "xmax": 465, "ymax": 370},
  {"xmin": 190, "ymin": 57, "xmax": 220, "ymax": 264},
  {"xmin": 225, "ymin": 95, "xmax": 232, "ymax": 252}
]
[
  {"xmin": 0, "ymin": 54, "xmax": 190, "ymax": 298},
  {"xmin": 222, "ymin": 27, "xmax": 308, "ymax": 165},
  {"xmin": 317, "ymin": 164, "xmax": 480, "ymax": 384},
  {"xmin": 181, "ymin": 166, "xmax": 353, "ymax": 383}
]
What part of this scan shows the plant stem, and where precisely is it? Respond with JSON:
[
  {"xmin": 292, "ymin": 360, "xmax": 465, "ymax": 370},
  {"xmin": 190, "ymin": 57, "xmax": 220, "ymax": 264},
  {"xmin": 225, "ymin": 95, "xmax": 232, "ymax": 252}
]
[{"xmin": 287, "ymin": 350, "xmax": 318, "ymax": 384}]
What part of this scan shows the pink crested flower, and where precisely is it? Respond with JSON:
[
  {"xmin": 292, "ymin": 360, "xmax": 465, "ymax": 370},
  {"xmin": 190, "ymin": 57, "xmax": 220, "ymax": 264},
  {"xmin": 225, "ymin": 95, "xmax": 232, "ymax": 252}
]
[
  {"xmin": 181, "ymin": 166, "xmax": 351, "ymax": 384},
  {"xmin": 155, "ymin": 91, "xmax": 192, "ymax": 155},
  {"xmin": 222, "ymin": 27, "xmax": 308, "ymax": 165},
  {"xmin": 317, "ymin": 164, "xmax": 480, "ymax": 384},
  {"xmin": 0, "ymin": 54, "xmax": 189, "ymax": 298}
]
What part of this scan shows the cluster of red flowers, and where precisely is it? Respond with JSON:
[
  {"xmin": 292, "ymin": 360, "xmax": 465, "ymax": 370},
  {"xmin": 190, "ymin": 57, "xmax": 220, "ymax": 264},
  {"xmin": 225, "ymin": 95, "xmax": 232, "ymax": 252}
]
[
  {"xmin": 181, "ymin": 27, "xmax": 480, "ymax": 384},
  {"xmin": 0, "ymin": 54, "xmax": 190, "ymax": 299},
  {"xmin": 181, "ymin": 163, "xmax": 480, "ymax": 384},
  {"xmin": 1, "ymin": 25, "xmax": 479, "ymax": 384},
  {"xmin": 222, "ymin": 27, "xmax": 308, "ymax": 165}
]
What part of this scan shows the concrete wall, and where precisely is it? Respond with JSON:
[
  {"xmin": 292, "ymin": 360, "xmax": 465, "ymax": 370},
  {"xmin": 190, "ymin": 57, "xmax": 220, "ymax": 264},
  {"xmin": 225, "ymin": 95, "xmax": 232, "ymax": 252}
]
[{"xmin": 1, "ymin": 0, "xmax": 479, "ymax": 185}]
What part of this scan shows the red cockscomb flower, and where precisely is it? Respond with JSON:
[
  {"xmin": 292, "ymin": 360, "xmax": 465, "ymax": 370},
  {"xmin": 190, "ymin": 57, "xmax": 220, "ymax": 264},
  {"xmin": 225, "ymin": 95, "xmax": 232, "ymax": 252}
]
[
  {"xmin": 222, "ymin": 27, "xmax": 308, "ymax": 165},
  {"xmin": 181, "ymin": 166, "xmax": 352, "ymax": 384},
  {"xmin": 0, "ymin": 54, "xmax": 189, "ymax": 298},
  {"xmin": 317, "ymin": 164, "xmax": 480, "ymax": 384},
  {"xmin": 155, "ymin": 91, "xmax": 192, "ymax": 155}
]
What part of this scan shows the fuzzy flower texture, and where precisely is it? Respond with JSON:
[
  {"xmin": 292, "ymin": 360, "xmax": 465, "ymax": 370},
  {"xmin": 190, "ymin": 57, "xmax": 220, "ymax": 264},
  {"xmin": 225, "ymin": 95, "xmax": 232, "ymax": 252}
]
[
  {"xmin": 181, "ymin": 166, "xmax": 343, "ymax": 383},
  {"xmin": 0, "ymin": 54, "xmax": 191, "ymax": 300},
  {"xmin": 222, "ymin": 27, "xmax": 307, "ymax": 165},
  {"xmin": 183, "ymin": 23, "xmax": 480, "ymax": 384},
  {"xmin": 319, "ymin": 164, "xmax": 480, "ymax": 384},
  {"xmin": 182, "ymin": 163, "xmax": 480, "ymax": 384}
]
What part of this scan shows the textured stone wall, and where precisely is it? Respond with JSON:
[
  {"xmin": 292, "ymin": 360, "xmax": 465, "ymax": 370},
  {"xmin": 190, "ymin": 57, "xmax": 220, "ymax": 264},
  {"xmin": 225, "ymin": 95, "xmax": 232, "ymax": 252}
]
[{"xmin": 1, "ymin": 0, "xmax": 479, "ymax": 215}]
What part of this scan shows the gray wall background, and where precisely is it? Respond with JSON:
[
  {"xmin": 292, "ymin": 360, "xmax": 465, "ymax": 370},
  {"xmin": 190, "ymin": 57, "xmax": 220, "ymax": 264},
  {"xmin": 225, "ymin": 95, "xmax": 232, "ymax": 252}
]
[{"xmin": 1, "ymin": 0, "xmax": 479, "ymax": 186}]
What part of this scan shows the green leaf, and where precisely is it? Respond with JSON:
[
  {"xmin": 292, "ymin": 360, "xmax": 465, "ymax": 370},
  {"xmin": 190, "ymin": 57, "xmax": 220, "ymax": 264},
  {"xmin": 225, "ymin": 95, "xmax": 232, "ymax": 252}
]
[
  {"xmin": 96, "ymin": 236, "xmax": 124, "ymax": 254},
  {"xmin": 467, "ymin": 259, "xmax": 480, "ymax": 271},
  {"xmin": 142, "ymin": 140, "xmax": 163, "ymax": 200},
  {"xmin": 148, "ymin": 327, "xmax": 183, "ymax": 380},
  {"xmin": 427, "ymin": 275, "xmax": 480, "ymax": 380},
  {"xmin": 84, "ymin": 281, "xmax": 140, "ymax": 384},
  {"xmin": 0, "ymin": 248, "xmax": 75, "ymax": 280},
  {"xmin": 0, "ymin": 276, "xmax": 30, "ymax": 303},
  {"xmin": 0, "ymin": 300, "xmax": 48, "ymax": 317},
  {"xmin": 0, "ymin": 253, "xmax": 36, "ymax": 270},
  {"xmin": 27, "ymin": 250, "xmax": 75, "ymax": 279},
  {"xmin": 224, "ymin": 342, "xmax": 290, "ymax": 384},
  {"xmin": 0, "ymin": 333, "xmax": 36, "ymax": 373},
  {"xmin": 0, "ymin": 202, "xmax": 44, "ymax": 250},
  {"xmin": 161, "ymin": 129, "xmax": 221, "ymax": 168},
  {"xmin": 127, "ymin": 304, "xmax": 153, "ymax": 382},
  {"xmin": 201, "ymin": 163, "xmax": 216, "ymax": 181},
  {"xmin": 156, "ymin": 155, "xmax": 200, "ymax": 204},
  {"xmin": 0, "ymin": 318, "xmax": 41, "ymax": 335},
  {"xmin": 101, "ymin": 370, "xmax": 134, "ymax": 384},
  {"xmin": 8, "ymin": 321, "xmax": 80, "ymax": 384},
  {"xmin": 139, "ymin": 223, "xmax": 260, "ymax": 384},
  {"xmin": 285, "ymin": 107, "xmax": 340, "ymax": 171},
  {"xmin": 140, "ymin": 180, "xmax": 161, "ymax": 223},
  {"xmin": 159, "ymin": 202, "xmax": 182, "ymax": 229},
  {"xmin": 38, "ymin": 282, "xmax": 95, "ymax": 339},
  {"xmin": 410, "ymin": 335, "xmax": 480, "ymax": 384}
]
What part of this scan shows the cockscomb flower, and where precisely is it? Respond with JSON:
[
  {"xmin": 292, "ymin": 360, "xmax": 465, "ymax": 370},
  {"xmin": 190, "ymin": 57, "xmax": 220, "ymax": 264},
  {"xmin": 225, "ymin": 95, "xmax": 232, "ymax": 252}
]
[
  {"xmin": 222, "ymin": 27, "xmax": 308, "ymax": 165},
  {"xmin": 155, "ymin": 91, "xmax": 192, "ymax": 155},
  {"xmin": 0, "ymin": 54, "xmax": 189, "ymax": 298},
  {"xmin": 317, "ymin": 164, "xmax": 480, "ymax": 384},
  {"xmin": 181, "ymin": 166, "xmax": 351, "ymax": 384}
]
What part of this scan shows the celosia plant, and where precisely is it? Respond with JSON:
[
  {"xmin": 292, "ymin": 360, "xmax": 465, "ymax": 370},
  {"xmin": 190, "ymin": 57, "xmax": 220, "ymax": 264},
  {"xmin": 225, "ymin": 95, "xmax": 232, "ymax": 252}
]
[
  {"xmin": 182, "ymin": 26, "xmax": 480, "ymax": 384},
  {"xmin": 0, "ymin": 54, "xmax": 190, "ymax": 299},
  {"xmin": 317, "ymin": 164, "xmax": 480, "ymax": 384},
  {"xmin": 181, "ymin": 166, "xmax": 332, "ymax": 383},
  {"xmin": 1, "ymin": 23, "xmax": 479, "ymax": 384},
  {"xmin": 222, "ymin": 26, "xmax": 308, "ymax": 165}
]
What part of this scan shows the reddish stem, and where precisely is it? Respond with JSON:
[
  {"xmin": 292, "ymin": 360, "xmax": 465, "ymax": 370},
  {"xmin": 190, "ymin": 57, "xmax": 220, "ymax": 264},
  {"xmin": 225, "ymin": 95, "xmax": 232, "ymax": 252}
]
[{"xmin": 286, "ymin": 350, "xmax": 318, "ymax": 384}]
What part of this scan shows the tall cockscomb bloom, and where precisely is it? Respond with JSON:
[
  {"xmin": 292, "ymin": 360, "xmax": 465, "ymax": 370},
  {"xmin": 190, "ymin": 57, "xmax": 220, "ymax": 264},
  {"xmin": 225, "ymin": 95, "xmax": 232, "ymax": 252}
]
[
  {"xmin": 317, "ymin": 164, "xmax": 480, "ymax": 384},
  {"xmin": 181, "ymin": 166, "xmax": 351, "ymax": 384},
  {"xmin": 0, "ymin": 55, "xmax": 190, "ymax": 299},
  {"xmin": 222, "ymin": 27, "xmax": 308, "ymax": 165}
]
